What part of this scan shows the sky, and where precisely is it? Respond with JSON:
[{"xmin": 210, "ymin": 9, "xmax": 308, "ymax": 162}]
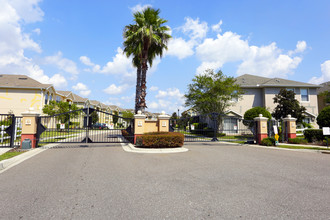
[{"xmin": 1, "ymin": 0, "xmax": 330, "ymax": 114}]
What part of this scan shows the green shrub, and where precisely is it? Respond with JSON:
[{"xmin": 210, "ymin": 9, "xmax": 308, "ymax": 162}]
[
  {"xmin": 288, "ymin": 137, "xmax": 308, "ymax": 144},
  {"xmin": 190, "ymin": 122, "xmax": 208, "ymax": 134},
  {"xmin": 139, "ymin": 132, "xmax": 184, "ymax": 148},
  {"xmin": 261, "ymin": 137, "xmax": 276, "ymax": 146},
  {"xmin": 304, "ymin": 129, "xmax": 324, "ymax": 142},
  {"xmin": 121, "ymin": 129, "xmax": 134, "ymax": 143},
  {"xmin": 317, "ymin": 106, "xmax": 330, "ymax": 128},
  {"xmin": 243, "ymin": 107, "xmax": 272, "ymax": 127}
]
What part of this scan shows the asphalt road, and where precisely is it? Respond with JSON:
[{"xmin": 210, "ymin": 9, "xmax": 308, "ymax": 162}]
[{"xmin": 0, "ymin": 143, "xmax": 330, "ymax": 219}]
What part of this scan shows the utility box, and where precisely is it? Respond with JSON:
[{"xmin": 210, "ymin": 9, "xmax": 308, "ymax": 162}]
[{"xmin": 22, "ymin": 139, "xmax": 32, "ymax": 149}]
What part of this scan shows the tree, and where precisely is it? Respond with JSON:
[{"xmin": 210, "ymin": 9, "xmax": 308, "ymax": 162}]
[
  {"xmin": 317, "ymin": 106, "xmax": 330, "ymax": 128},
  {"xmin": 113, "ymin": 111, "xmax": 119, "ymax": 125},
  {"xmin": 170, "ymin": 112, "xmax": 178, "ymax": 120},
  {"xmin": 123, "ymin": 7, "xmax": 171, "ymax": 113},
  {"xmin": 185, "ymin": 69, "xmax": 243, "ymax": 125},
  {"xmin": 122, "ymin": 110, "xmax": 134, "ymax": 124},
  {"xmin": 43, "ymin": 101, "xmax": 79, "ymax": 123},
  {"xmin": 243, "ymin": 107, "xmax": 272, "ymax": 127},
  {"xmin": 90, "ymin": 111, "xmax": 99, "ymax": 124},
  {"xmin": 272, "ymin": 89, "xmax": 306, "ymax": 123}
]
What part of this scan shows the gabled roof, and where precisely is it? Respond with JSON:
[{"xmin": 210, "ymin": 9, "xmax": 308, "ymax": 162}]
[
  {"xmin": 71, "ymin": 93, "xmax": 88, "ymax": 103},
  {"xmin": 0, "ymin": 74, "xmax": 52, "ymax": 89},
  {"xmin": 89, "ymin": 100, "xmax": 100, "ymax": 106},
  {"xmin": 236, "ymin": 74, "xmax": 320, "ymax": 88},
  {"xmin": 56, "ymin": 90, "xmax": 72, "ymax": 97}
]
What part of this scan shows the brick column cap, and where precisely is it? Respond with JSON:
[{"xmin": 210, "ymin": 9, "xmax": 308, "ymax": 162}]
[
  {"xmin": 21, "ymin": 108, "xmax": 40, "ymax": 117},
  {"xmin": 158, "ymin": 111, "xmax": 170, "ymax": 120},
  {"xmin": 134, "ymin": 110, "xmax": 146, "ymax": 119},
  {"xmin": 283, "ymin": 114, "xmax": 297, "ymax": 122}
]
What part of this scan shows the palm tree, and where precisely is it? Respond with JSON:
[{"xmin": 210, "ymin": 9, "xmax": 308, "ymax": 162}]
[{"xmin": 123, "ymin": 7, "xmax": 171, "ymax": 113}]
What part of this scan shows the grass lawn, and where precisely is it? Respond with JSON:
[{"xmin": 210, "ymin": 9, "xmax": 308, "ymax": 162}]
[
  {"xmin": 0, "ymin": 151, "xmax": 25, "ymax": 161},
  {"xmin": 277, "ymin": 145, "xmax": 330, "ymax": 151},
  {"xmin": 40, "ymin": 130, "xmax": 83, "ymax": 138}
]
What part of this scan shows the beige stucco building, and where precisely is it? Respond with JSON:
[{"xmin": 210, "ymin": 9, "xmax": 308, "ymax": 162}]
[
  {"xmin": 0, "ymin": 74, "xmax": 56, "ymax": 115},
  {"xmin": 227, "ymin": 74, "xmax": 321, "ymax": 129}
]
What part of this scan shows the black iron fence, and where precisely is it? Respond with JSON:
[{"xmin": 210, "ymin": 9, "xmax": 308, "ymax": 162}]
[
  {"xmin": 37, "ymin": 108, "xmax": 134, "ymax": 146},
  {"xmin": 170, "ymin": 113, "xmax": 255, "ymax": 143},
  {"xmin": 0, "ymin": 114, "xmax": 22, "ymax": 148}
]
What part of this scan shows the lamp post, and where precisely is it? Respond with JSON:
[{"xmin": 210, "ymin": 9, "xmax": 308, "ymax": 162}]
[{"xmin": 177, "ymin": 109, "xmax": 180, "ymax": 118}]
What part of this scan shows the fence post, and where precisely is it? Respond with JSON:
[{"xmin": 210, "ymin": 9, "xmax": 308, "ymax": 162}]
[
  {"xmin": 158, "ymin": 111, "xmax": 171, "ymax": 132},
  {"xmin": 134, "ymin": 110, "xmax": 146, "ymax": 144},
  {"xmin": 9, "ymin": 115, "xmax": 16, "ymax": 147},
  {"xmin": 21, "ymin": 109, "xmax": 40, "ymax": 148},
  {"xmin": 283, "ymin": 115, "xmax": 297, "ymax": 142},
  {"xmin": 254, "ymin": 114, "xmax": 268, "ymax": 144}
]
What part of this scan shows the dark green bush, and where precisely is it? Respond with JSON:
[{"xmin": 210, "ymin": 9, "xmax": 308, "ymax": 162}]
[
  {"xmin": 304, "ymin": 129, "xmax": 324, "ymax": 142},
  {"xmin": 190, "ymin": 122, "xmax": 208, "ymax": 134},
  {"xmin": 317, "ymin": 106, "xmax": 330, "ymax": 128},
  {"xmin": 288, "ymin": 137, "xmax": 308, "ymax": 144},
  {"xmin": 121, "ymin": 130, "xmax": 134, "ymax": 143},
  {"xmin": 139, "ymin": 132, "xmax": 184, "ymax": 148},
  {"xmin": 261, "ymin": 137, "xmax": 276, "ymax": 146}
]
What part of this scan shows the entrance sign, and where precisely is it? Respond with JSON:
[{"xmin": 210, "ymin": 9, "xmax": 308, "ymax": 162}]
[
  {"xmin": 273, "ymin": 125, "xmax": 278, "ymax": 134},
  {"xmin": 322, "ymin": 127, "xmax": 330, "ymax": 135},
  {"xmin": 191, "ymin": 125, "xmax": 195, "ymax": 130},
  {"xmin": 60, "ymin": 123, "xmax": 65, "ymax": 129}
]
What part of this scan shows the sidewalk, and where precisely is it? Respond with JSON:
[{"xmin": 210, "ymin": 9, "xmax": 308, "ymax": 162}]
[{"xmin": 0, "ymin": 148, "xmax": 11, "ymax": 156}]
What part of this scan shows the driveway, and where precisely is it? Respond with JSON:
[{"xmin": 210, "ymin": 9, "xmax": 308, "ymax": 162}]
[{"xmin": 0, "ymin": 142, "xmax": 330, "ymax": 219}]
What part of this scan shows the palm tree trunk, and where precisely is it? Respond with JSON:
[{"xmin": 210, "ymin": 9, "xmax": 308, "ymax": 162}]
[
  {"xmin": 134, "ymin": 66, "xmax": 142, "ymax": 114},
  {"xmin": 140, "ymin": 60, "xmax": 148, "ymax": 113}
]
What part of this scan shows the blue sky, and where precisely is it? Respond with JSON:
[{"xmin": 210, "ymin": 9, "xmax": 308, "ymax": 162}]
[{"xmin": 1, "ymin": 0, "xmax": 330, "ymax": 114}]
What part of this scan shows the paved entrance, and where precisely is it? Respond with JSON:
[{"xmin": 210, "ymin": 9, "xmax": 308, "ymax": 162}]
[{"xmin": 1, "ymin": 143, "xmax": 330, "ymax": 219}]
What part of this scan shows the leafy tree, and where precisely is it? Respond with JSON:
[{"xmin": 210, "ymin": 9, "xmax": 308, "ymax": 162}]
[
  {"xmin": 272, "ymin": 89, "xmax": 306, "ymax": 123},
  {"xmin": 317, "ymin": 106, "xmax": 330, "ymax": 128},
  {"xmin": 113, "ymin": 111, "xmax": 119, "ymax": 125},
  {"xmin": 185, "ymin": 69, "xmax": 243, "ymax": 125},
  {"xmin": 171, "ymin": 112, "xmax": 178, "ymax": 120},
  {"xmin": 123, "ymin": 7, "xmax": 171, "ymax": 113},
  {"xmin": 90, "ymin": 111, "xmax": 99, "ymax": 124},
  {"xmin": 122, "ymin": 110, "xmax": 134, "ymax": 123},
  {"xmin": 243, "ymin": 107, "xmax": 272, "ymax": 128},
  {"xmin": 43, "ymin": 101, "xmax": 79, "ymax": 123}
]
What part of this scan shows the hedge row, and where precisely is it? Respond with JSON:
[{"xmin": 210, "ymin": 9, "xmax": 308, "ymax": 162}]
[
  {"xmin": 303, "ymin": 129, "xmax": 324, "ymax": 142},
  {"xmin": 261, "ymin": 137, "xmax": 276, "ymax": 146},
  {"xmin": 137, "ymin": 132, "xmax": 184, "ymax": 148},
  {"xmin": 288, "ymin": 137, "xmax": 308, "ymax": 144}
]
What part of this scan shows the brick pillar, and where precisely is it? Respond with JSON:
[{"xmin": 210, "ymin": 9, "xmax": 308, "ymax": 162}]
[
  {"xmin": 254, "ymin": 114, "xmax": 268, "ymax": 144},
  {"xmin": 134, "ymin": 110, "xmax": 146, "ymax": 144},
  {"xmin": 283, "ymin": 114, "xmax": 297, "ymax": 140},
  {"xmin": 21, "ymin": 110, "xmax": 40, "ymax": 148},
  {"xmin": 158, "ymin": 111, "xmax": 171, "ymax": 132}
]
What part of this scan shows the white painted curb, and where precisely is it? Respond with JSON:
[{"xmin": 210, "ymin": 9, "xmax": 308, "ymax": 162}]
[{"xmin": 121, "ymin": 142, "xmax": 188, "ymax": 154}]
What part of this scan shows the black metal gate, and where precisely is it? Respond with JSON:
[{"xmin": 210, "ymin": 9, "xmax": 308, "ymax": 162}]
[
  {"xmin": 170, "ymin": 113, "xmax": 255, "ymax": 144},
  {"xmin": 0, "ymin": 114, "xmax": 22, "ymax": 148},
  {"xmin": 36, "ymin": 108, "xmax": 134, "ymax": 146}
]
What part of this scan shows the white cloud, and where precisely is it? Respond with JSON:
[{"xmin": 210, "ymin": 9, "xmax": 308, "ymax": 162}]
[
  {"xmin": 33, "ymin": 28, "xmax": 40, "ymax": 35},
  {"xmin": 237, "ymin": 43, "xmax": 302, "ymax": 78},
  {"xmin": 44, "ymin": 51, "xmax": 79, "ymax": 77},
  {"xmin": 211, "ymin": 20, "xmax": 223, "ymax": 33},
  {"xmin": 167, "ymin": 37, "xmax": 194, "ymax": 59},
  {"xmin": 130, "ymin": 4, "xmax": 152, "ymax": 13},
  {"xmin": 79, "ymin": 56, "xmax": 94, "ymax": 66},
  {"xmin": 149, "ymin": 86, "xmax": 159, "ymax": 92},
  {"xmin": 48, "ymin": 74, "xmax": 68, "ymax": 89},
  {"xmin": 156, "ymin": 88, "xmax": 184, "ymax": 99},
  {"xmin": 103, "ymin": 84, "xmax": 129, "ymax": 95},
  {"xmin": 195, "ymin": 30, "xmax": 305, "ymax": 77},
  {"xmin": 0, "ymin": 0, "xmax": 68, "ymax": 87},
  {"xmin": 72, "ymin": 82, "xmax": 91, "ymax": 96},
  {"xmin": 309, "ymin": 60, "xmax": 330, "ymax": 84},
  {"xmin": 149, "ymin": 88, "xmax": 185, "ymax": 114},
  {"xmin": 180, "ymin": 17, "xmax": 208, "ymax": 40}
]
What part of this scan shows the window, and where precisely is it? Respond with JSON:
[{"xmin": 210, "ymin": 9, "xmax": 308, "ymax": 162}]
[
  {"xmin": 223, "ymin": 117, "xmax": 238, "ymax": 134},
  {"xmin": 44, "ymin": 93, "xmax": 48, "ymax": 105},
  {"xmin": 303, "ymin": 118, "xmax": 310, "ymax": 124},
  {"xmin": 287, "ymin": 88, "xmax": 294, "ymax": 92},
  {"xmin": 301, "ymin": 89, "xmax": 309, "ymax": 102},
  {"xmin": 56, "ymin": 96, "xmax": 61, "ymax": 103},
  {"xmin": 231, "ymin": 90, "xmax": 238, "ymax": 102},
  {"xmin": 49, "ymin": 94, "xmax": 52, "ymax": 102}
]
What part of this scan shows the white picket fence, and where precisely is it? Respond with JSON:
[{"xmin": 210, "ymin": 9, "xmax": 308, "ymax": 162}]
[
  {"xmin": 0, "ymin": 124, "xmax": 21, "ymax": 143},
  {"xmin": 296, "ymin": 128, "xmax": 307, "ymax": 136}
]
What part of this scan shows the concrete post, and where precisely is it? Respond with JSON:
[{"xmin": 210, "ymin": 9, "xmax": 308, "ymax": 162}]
[
  {"xmin": 283, "ymin": 114, "xmax": 297, "ymax": 140},
  {"xmin": 254, "ymin": 114, "xmax": 268, "ymax": 144},
  {"xmin": 21, "ymin": 109, "xmax": 40, "ymax": 148},
  {"xmin": 158, "ymin": 111, "xmax": 171, "ymax": 132},
  {"xmin": 134, "ymin": 110, "xmax": 146, "ymax": 144}
]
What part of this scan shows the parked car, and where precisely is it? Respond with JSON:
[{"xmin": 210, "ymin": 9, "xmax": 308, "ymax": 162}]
[{"xmin": 92, "ymin": 123, "xmax": 107, "ymax": 129}]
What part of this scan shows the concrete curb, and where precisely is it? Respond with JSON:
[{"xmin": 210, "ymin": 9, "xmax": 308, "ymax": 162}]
[
  {"xmin": 0, "ymin": 143, "xmax": 59, "ymax": 174},
  {"xmin": 121, "ymin": 142, "xmax": 189, "ymax": 154}
]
